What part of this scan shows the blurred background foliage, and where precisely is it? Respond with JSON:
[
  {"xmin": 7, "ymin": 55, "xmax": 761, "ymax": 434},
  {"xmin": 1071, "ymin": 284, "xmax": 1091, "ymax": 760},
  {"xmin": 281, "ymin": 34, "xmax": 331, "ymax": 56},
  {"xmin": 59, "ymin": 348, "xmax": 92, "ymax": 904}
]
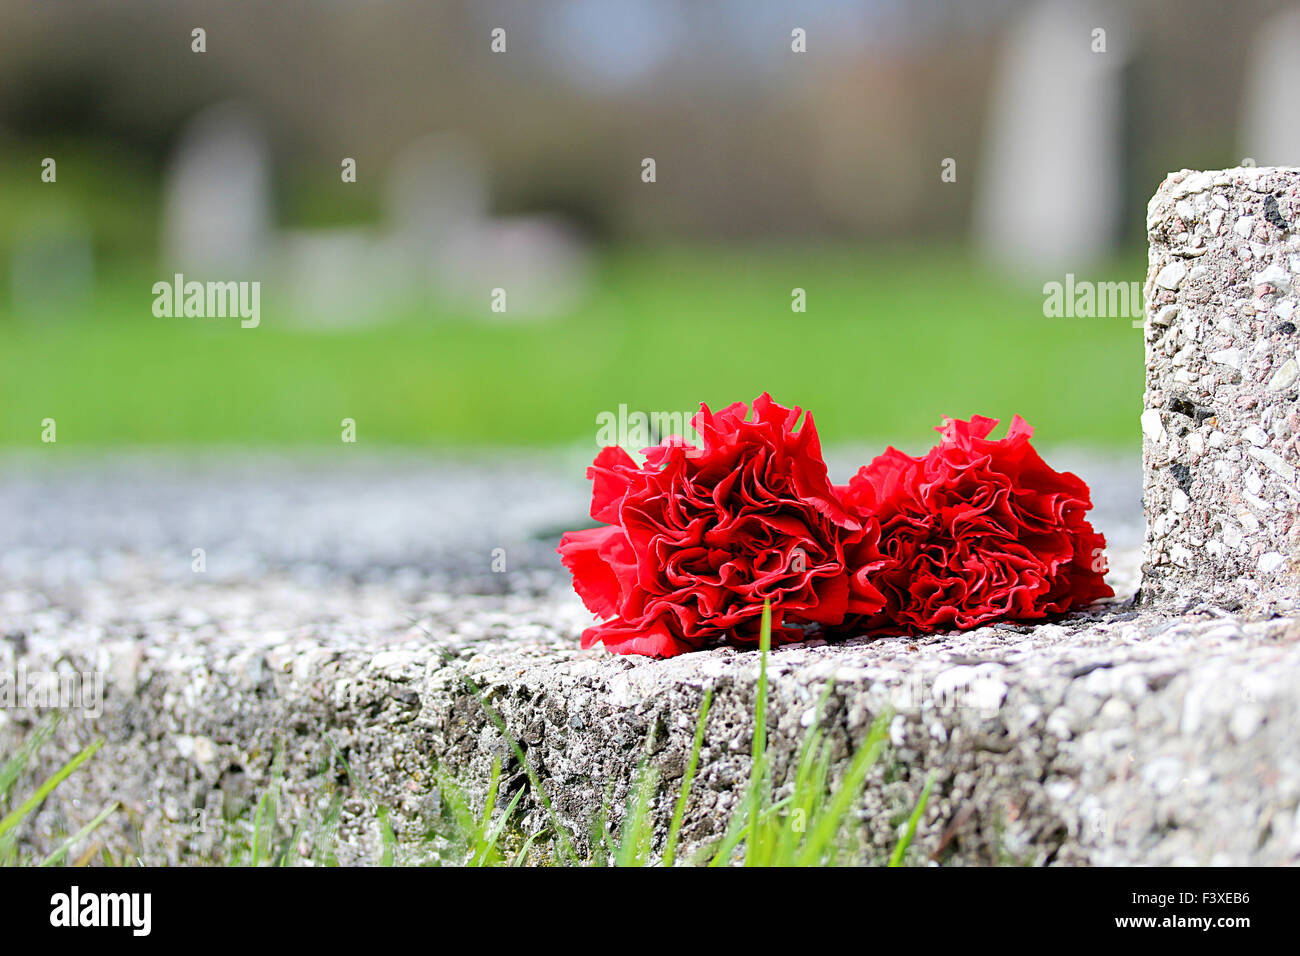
[{"xmin": 0, "ymin": 0, "xmax": 1288, "ymax": 449}]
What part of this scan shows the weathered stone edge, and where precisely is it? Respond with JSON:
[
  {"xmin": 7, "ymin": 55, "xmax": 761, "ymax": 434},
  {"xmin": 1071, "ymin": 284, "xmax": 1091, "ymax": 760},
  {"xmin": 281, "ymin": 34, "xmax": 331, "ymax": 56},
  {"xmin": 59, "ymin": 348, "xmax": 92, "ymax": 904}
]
[{"xmin": 4, "ymin": 604, "xmax": 1299, "ymax": 866}]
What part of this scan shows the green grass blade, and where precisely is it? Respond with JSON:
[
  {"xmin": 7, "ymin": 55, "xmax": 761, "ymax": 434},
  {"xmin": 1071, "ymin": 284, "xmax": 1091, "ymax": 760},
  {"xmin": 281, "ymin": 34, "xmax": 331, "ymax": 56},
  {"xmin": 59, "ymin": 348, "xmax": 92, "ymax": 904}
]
[
  {"xmin": 473, "ymin": 782, "xmax": 524, "ymax": 867},
  {"xmin": 793, "ymin": 711, "xmax": 891, "ymax": 866},
  {"xmin": 250, "ymin": 741, "xmax": 285, "ymax": 866},
  {"xmin": 743, "ymin": 599, "xmax": 772, "ymax": 867},
  {"xmin": 703, "ymin": 794, "xmax": 795, "ymax": 865},
  {"xmin": 662, "ymin": 687, "xmax": 712, "ymax": 868},
  {"xmin": 38, "ymin": 801, "xmax": 118, "ymax": 867},
  {"xmin": 483, "ymin": 786, "xmax": 526, "ymax": 866},
  {"xmin": 280, "ymin": 808, "xmax": 311, "ymax": 868},
  {"xmin": 433, "ymin": 769, "xmax": 475, "ymax": 845},
  {"xmin": 774, "ymin": 679, "xmax": 837, "ymax": 864},
  {"xmin": 462, "ymin": 682, "xmax": 577, "ymax": 864},
  {"xmin": 888, "ymin": 772, "xmax": 935, "ymax": 867},
  {"xmin": 0, "ymin": 712, "xmax": 63, "ymax": 802},
  {"xmin": 479, "ymin": 757, "xmax": 503, "ymax": 843},
  {"xmin": 311, "ymin": 789, "xmax": 344, "ymax": 867},
  {"xmin": 251, "ymin": 792, "xmax": 268, "ymax": 864},
  {"xmin": 511, "ymin": 830, "xmax": 540, "ymax": 867},
  {"xmin": 589, "ymin": 778, "xmax": 617, "ymax": 867},
  {"xmin": 615, "ymin": 762, "xmax": 659, "ymax": 868},
  {"xmin": 377, "ymin": 806, "xmax": 396, "ymax": 866},
  {"xmin": 0, "ymin": 736, "xmax": 103, "ymax": 840},
  {"xmin": 405, "ymin": 617, "xmax": 579, "ymax": 865},
  {"xmin": 325, "ymin": 734, "xmax": 403, "ymax": 866}
]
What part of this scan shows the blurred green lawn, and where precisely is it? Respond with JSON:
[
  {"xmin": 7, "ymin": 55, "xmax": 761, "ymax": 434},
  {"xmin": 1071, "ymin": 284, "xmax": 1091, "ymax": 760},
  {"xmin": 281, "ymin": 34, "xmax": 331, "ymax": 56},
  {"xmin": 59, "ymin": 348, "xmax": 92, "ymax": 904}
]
[{"xmin": 0, "ymin": 244, "xmax": 1143, "ymax": 450}]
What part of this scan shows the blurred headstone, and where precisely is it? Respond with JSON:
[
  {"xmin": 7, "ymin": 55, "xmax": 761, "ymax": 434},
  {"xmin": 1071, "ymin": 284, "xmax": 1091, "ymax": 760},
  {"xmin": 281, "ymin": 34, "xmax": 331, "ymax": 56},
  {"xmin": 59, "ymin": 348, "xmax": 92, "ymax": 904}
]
[
  {"xmin": 430, "ymin": 215, "xmax": 590, "ymax": 320},
  {"xmin": 385, "ymin": 133, "xmax": 488, "ymax": 255},
  {"xmin": 1239, "ymin": 7, "xmax": 1300, "ymax": 167},
  {"xmin": 385, "ymin": 132, "xmax": 589, "ymax": 319},
  {"xmin": 157, "ymin": 116, "xmax": 590, "ymax": 325},
  {"xmin": 162, "ymin": 103, "xmax": 271, "ymax": 276},
  {"xmin": 973, "ymin": 0, "xmax": 1131, "ymax": 277},
  {"xmin": 278, "ymin": 230, "xmax": 409, "ymax": 326}
]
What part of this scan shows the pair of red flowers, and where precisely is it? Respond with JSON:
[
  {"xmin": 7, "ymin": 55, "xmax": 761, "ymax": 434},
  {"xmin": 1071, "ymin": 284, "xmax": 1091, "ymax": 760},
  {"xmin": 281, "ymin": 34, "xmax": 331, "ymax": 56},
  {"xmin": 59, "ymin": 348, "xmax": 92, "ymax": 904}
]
[{"xmin": 558, "ymin": 394, "xmax": 1113, "ymax": 658}]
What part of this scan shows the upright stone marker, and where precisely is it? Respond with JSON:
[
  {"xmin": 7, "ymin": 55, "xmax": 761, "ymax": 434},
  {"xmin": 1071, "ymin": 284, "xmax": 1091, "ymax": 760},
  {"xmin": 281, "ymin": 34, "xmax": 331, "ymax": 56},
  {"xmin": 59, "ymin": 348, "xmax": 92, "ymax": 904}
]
[
  {"xmin": 162, "ymin": 103, "xmax": 270, "ymax": 276},
  {"xmin": 1239, "ymin": 9, "xmax": 1300, "ymax": 167},
  {"xmin": 1143, "ymin": 167, "xmax": 1300, "ymax": 613},
  {"xmin": 974, "ymin": 0, "xmax": 1130, "ymax": 276}
]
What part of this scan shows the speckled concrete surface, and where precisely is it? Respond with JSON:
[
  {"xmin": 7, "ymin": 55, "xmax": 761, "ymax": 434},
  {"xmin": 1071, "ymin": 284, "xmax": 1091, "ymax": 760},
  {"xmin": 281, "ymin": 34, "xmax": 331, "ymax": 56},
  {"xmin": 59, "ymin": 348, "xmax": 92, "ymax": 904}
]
[
  {"xmin": 2, "ymin": 450, "xmax": 1297, "ymax": 865},
  {"xmin": 1143, "ymin": 166, "xmax": 1300, "ymax": 614}
]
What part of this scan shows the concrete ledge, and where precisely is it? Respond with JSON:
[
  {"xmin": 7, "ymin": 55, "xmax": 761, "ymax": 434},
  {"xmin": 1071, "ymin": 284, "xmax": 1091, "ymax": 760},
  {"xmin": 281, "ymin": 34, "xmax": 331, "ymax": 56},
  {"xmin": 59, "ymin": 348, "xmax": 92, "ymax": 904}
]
[
  {"xmin": 3, "ymin": 452, "xmax": 1296, "ymax": 866},
  {"xmin": 5, "ymin": 547, "xmax": 1300, "ymax": 866}
]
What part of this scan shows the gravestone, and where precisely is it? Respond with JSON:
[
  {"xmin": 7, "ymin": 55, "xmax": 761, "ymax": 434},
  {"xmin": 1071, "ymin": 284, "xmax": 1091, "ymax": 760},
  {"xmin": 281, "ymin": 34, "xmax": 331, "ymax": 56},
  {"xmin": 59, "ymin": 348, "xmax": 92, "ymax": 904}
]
[
  {"xmin": 385, "ymin": 134, "xmax": 589, "ymax": 317},
  {"xmin": 161, "ymin": 103, "xmax": 270, "ymax": 276},
  {"xmin": 973, "ymin": 0, "xmax": 1130, "ymax": 276},
  {"xmin": 428, "ymin": 215, "xmax": 590, "ymax": 319},
  {"xmin": 1142, "ymin": 166, "xmax": 1300, "ymax": 614},
  {"xmin": 278, "ymin": 229, "xmax": 408, "ymax": 325},
  {"xmin": 1239, "ymin": 8, "xmax": 1300, "ymax": 167},
  {"xmin": 385, "ymin": 132, "xmax": 488, "ymax": 257}
]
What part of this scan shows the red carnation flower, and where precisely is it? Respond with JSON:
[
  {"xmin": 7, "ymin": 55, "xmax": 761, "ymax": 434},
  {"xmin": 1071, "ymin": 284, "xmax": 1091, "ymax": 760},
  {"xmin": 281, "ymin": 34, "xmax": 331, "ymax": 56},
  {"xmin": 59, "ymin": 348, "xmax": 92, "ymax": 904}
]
[
  {"xmin": 558, "ymin": 394, "xmax": 886, "ymax": 657},
  {"xmin": 839, "ymin": 415, "xmax": 1113, "ymax": 635}
]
